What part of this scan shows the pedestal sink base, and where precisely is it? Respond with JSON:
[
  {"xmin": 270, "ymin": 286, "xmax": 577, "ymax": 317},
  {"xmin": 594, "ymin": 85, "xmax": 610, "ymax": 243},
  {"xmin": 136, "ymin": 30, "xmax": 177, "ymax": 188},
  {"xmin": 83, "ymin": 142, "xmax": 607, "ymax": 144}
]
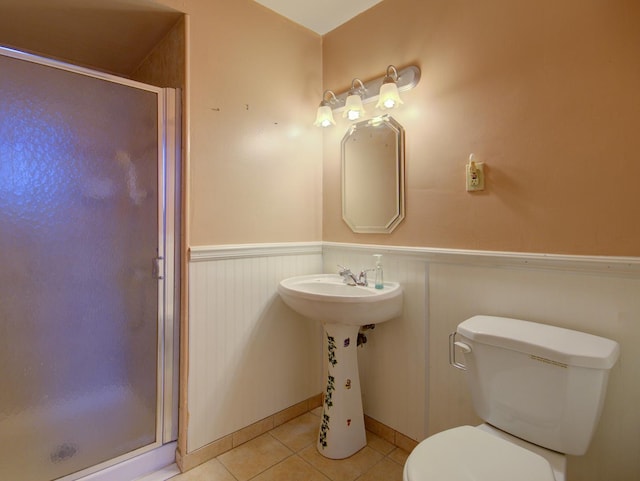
[
  {"xmin": 277, "ymin": 274, "xmax": 403, "ymax": 459},
  {"xmin": 317, "ymin": 323, "xmax": 366, "ymax": 459}
]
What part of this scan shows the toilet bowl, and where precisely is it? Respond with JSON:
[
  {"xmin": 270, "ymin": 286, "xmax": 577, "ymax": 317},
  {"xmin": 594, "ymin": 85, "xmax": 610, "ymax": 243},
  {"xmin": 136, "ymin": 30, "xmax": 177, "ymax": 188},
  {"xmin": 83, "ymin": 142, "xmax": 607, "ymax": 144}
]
[
  {"xmin": 403, "ymin": 424, "xmax": 566, "ymax": 481},
  {"xmin": 403, "ymin": 315, "xmax": 619, "ymax": 481}
]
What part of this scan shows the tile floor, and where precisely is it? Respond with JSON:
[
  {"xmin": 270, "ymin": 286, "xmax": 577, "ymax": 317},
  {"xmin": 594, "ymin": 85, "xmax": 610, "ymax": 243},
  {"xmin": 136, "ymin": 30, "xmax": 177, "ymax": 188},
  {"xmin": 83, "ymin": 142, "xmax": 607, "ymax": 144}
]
[{"xmin": 170, "ymin": 409, "xmax": 409, "ymax": 481}]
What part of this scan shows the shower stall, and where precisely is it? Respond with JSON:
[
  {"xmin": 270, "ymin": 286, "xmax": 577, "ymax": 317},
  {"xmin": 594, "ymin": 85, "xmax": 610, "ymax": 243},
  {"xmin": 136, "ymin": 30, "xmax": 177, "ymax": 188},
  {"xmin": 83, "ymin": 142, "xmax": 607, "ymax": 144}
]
[{"xmin": 0, "ymin": 47, "xmax": 180, "ymax": 481}]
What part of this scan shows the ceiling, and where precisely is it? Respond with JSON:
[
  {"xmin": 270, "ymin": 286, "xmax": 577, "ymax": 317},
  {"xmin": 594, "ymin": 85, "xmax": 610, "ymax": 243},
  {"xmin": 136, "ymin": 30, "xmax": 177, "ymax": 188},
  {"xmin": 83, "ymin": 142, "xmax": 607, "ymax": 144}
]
[{"xmin": 253, "ymin": 0, "xmax": 383, "ymax": 35}]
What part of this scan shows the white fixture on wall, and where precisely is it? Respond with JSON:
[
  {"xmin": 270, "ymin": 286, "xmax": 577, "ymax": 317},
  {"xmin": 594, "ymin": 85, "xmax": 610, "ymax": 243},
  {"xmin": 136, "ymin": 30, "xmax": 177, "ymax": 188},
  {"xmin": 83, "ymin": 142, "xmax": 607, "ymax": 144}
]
[
  {"xmin": 314, "ymin": 64, "xmax": 421, "ymax": 127},
  {"xmin": 376, "ymin": 65, "xmax": 404, "ymax": 110},
  {"xmin": 343, "ymin": 78, "xmax": 367, "ymax": 121},
  {"xmin": 466, "ymin": 153, "xmax": 485, "ymax": 192},
  {"xmin": 278, "ymin": 273, "xmax": 403, "ymax": 459},
  {"xmin": 314, "ymin": 90, "xmax": 339, "ymax": 127}
]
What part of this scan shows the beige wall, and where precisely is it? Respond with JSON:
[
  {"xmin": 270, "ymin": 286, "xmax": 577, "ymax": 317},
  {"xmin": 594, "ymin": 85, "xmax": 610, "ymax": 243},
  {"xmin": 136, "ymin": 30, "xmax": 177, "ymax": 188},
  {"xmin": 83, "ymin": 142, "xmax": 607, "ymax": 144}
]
[
  {"xmin": 151, "ymin": 0, "xmax": 324, "ymax": 465},
  {"xmin": 145, "ymin": 1, "xmax": 640, "ymax": 478},
  {"xmin": 321, "ymin": 3, "xmax": 640, "ymax": 480},
  {"xmin": 167, "ymin": 0, "xmax": 323, "ymax": 247},
  {"xmin": 322, "ymin": 0, "xmax": 640, "ymax": 256}
]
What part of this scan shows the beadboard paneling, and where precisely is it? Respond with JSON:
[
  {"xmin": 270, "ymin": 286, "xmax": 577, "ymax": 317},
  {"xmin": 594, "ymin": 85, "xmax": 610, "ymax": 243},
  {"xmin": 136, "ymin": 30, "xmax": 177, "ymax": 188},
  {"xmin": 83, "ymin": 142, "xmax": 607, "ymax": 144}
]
[
  {"xmin": 322, "ymin": 246, "xmax": 428, "ymax": 442},
  {"xmin": 428, "ymin": 262, "xmax": 640, "ymax": 480},
  {"xmin": 187, "ymin": 242, "xmax": 640, "ymax": 479},
  {"xmin": 323, "ymin": 242, "xmax": 640, "ymax": 481},
  {"xmin": 187, "ymin": 250, "xmax": 323, "ymax": 452}
]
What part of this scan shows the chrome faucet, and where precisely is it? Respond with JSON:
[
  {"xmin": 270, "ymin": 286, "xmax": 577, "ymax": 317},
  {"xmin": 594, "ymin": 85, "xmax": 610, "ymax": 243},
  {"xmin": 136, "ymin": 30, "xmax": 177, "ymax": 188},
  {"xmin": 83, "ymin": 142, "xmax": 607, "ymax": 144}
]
[{"xmin": 338, "ymin": 265, "xmax": 370, "ymax": 286}]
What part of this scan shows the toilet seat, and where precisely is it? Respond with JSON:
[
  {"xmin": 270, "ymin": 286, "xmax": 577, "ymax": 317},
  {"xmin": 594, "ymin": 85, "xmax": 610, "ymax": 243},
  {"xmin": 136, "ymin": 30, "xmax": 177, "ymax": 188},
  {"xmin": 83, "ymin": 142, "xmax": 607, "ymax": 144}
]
[{"xmin": 404, "ymin": 426, "xmax": 556, "ymax": 481}]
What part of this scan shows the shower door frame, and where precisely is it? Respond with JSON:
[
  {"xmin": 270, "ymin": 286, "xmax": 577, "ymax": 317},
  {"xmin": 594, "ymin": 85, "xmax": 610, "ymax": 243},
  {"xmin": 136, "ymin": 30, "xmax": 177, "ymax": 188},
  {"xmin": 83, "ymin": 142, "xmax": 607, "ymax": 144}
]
[{"xmin": 0, "ymin": 46, "xmax": 180, "ymax": 480}]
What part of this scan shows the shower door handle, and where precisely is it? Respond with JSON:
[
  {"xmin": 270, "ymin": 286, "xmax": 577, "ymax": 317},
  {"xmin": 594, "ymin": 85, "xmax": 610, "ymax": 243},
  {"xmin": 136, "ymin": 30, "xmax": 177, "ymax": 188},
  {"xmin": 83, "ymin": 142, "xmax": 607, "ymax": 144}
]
[{"xmin": 152, "ymin": 256, "xmax": 164, "ymax": 279}]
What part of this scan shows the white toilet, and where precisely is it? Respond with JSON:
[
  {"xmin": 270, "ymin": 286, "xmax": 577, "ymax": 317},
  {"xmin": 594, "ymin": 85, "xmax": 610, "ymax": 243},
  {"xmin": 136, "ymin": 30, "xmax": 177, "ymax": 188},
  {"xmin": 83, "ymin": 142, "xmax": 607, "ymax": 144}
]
[{"xmin": 404, "ymin": 315, "xmax": 620, "ymax": 481}]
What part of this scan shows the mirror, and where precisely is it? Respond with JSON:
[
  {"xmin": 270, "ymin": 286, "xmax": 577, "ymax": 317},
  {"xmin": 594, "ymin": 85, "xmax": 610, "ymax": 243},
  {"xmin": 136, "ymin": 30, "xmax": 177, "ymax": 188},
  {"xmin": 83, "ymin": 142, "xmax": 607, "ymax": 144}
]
[{"xmin": 341, "ymin": 115, "xmax": 405, "ymax": 233}]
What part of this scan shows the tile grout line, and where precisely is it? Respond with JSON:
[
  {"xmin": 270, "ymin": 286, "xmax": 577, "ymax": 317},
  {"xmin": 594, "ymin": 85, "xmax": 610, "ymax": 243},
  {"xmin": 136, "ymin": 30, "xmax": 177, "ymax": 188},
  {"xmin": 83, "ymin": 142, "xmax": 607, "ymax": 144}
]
[
  {"xmin": 266, "ymin": 428, "xmax": 331, "ymax": 481},
  {"xmin": 176, "ymin": 411, "xmax": 410, "ymax": 481},
  {"xmin": 237, "ymin": 433, "xmax": 295, "ymax": 481}
]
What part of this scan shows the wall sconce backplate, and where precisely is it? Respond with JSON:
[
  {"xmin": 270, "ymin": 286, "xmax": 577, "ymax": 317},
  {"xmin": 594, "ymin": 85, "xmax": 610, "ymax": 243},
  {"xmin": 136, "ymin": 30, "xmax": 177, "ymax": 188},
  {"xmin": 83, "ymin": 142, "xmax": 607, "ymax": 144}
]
[{"xmin": 332, "ymin": 65, "xmax": 420, "ymax": 113}]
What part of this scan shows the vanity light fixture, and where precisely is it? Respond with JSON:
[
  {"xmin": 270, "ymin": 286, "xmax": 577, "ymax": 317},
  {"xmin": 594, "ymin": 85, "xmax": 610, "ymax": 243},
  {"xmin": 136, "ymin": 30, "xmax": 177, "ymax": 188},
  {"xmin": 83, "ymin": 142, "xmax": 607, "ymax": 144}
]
[
  {"xmin": 314, "ymin": 64, "xmax": 420, "ymax": 127},
  {"xmin": 314, "ymin": 90, "xmax": 340, "ymax": 127},
  {"xmin": 343, "ymin": 79, "xmax": 366, "ymax": 121},
  {"xmin": 375, "ymin": 65, "xmax": 403, "ymax": 110}
]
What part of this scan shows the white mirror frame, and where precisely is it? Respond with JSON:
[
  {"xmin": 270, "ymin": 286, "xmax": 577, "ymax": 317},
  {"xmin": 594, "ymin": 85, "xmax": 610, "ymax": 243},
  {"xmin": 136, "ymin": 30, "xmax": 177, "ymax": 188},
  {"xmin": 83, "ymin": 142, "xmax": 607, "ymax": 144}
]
[{"xmin": 341, "ymin": 115, "xmax": 405, "ymax": 233}]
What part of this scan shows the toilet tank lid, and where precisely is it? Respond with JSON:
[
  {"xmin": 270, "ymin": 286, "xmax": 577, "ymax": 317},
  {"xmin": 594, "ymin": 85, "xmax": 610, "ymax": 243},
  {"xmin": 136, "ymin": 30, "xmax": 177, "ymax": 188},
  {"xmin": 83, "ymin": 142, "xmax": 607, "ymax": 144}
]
[{"xmin": 457, "ymin": 316, "xmax": 620, "ymax": 369}]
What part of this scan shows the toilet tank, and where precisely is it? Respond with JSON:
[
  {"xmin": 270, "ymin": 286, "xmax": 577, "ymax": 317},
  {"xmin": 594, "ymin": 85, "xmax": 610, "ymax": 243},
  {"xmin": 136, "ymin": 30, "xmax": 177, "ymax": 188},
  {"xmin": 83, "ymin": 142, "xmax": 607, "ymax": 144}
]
[{"xmin": 455, "ymin": 315, "xmax": 620, "ymax": 456}]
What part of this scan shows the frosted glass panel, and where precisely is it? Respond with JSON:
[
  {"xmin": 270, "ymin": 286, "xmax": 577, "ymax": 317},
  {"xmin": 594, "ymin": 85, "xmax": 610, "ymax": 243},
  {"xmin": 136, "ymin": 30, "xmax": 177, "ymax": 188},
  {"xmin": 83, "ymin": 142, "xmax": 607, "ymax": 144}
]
[{"xmin": 0, "ymin": 53, "xmax": 159, "ymax": 481}]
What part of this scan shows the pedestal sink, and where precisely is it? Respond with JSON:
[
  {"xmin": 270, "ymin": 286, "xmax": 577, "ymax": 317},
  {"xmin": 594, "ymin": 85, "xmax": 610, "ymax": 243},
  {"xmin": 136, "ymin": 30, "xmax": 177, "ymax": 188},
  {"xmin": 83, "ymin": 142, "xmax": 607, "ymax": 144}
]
[{"xmin": 278, "ymin": 274, "xmax": 403, "ymax": 459}]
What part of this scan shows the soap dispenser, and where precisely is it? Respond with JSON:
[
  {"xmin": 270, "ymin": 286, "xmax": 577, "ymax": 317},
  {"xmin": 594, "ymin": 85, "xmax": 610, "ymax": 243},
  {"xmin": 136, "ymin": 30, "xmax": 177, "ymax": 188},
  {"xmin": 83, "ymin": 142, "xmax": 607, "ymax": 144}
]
[{"xmin": 373, "ymin": 254, "xmax": 384, "ymax": 289}]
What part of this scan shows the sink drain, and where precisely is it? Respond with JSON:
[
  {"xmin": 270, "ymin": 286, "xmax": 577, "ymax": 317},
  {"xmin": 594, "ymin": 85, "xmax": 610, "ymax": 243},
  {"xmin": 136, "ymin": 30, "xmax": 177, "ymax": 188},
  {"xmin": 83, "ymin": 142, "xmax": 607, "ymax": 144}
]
[{"xmin": 50, "ymin": 443, "xmax": 78, "ymax": 463}]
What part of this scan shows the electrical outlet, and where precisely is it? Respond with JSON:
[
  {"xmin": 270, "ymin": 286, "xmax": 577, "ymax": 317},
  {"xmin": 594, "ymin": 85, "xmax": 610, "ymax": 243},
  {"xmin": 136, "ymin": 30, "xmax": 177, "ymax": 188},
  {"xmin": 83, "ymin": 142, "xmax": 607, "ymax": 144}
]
[{"xmin": 466, "ymin": 160, "xmax": 485, "ymax": 192}]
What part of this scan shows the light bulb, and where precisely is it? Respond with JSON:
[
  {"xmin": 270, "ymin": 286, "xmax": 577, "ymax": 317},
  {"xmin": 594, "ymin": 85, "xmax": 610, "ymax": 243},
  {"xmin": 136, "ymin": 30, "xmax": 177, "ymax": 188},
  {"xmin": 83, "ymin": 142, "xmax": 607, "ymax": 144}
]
[
  {"xmin": 314, "ymin": 105, "xmax": 335, "ymax": 127},
  {"xmin": 347, "ymin": 110, "xmax": 361, "ymax": 120},
  {"xmin": 376, "ymin": 82, "xmax": 403, "ymax": 110},
  {"xmin": 343, "ymin": 94, "xmax": 365, "ymax": 121}
]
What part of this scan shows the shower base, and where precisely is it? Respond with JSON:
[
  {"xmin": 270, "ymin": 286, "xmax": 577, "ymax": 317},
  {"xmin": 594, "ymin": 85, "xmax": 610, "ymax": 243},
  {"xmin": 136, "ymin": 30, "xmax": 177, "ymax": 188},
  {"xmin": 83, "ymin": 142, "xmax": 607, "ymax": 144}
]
[
  {"xmin": 0, "ymin": 386, "xmax": 159, "ymax": 481},
  {"xmin": 76, "ymin": 443, "xmax": 178, "ymax": 481}
]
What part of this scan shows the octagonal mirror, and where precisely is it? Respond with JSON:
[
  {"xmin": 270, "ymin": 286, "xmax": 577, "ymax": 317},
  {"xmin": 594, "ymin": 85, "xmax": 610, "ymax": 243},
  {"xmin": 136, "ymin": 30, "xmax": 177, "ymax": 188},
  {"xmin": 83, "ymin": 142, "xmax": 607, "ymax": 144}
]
[{"xmin": 341, "ymin": 115, "xmax": 405, "ymax": 233}]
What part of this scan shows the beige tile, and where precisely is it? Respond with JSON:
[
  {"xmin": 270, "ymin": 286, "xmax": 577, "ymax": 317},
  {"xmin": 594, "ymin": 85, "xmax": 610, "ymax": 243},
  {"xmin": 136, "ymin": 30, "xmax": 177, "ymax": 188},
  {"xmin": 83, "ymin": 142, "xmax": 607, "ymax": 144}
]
[
  {"xmin": 394, "ymin": 432, "xmax": 418, "ymax": 453},
  {"xmin": 233, "ymin": 416, "xmax": 274, "ymax": 447},
  {"xmin": 356, "ymin": 458, "xmax": 404, "ymax": 481},
  {"xmin": 363, "ymin": 416, "xmax": 395, "ymax": 445},
  {"xmin": 274, "ymin": 400, "xmax": 308, "ymax": 427},
  {"xmin": 169, "ymin": 458, "xmax": 236, "ymax": 481},
  {"xmin": 311, "ymin": 406, "xmax": 323, "ymax": 417},
  {"xmin": 307, "ymin": 393, "xmax": 323, "ymax": 410},
  {"xmin": 270, "ymin": 412, "xmax": 320, "ymax": 452},
  {"xmin": 388, "ymin": 447, "xmax": 410, "ymax": 466},
  {"xmin": 218, "ymin": 433, "xmax": 292, "ymax": 481},
  {"xmin": 251, "ymin": 455, "xmax": 330, "ymax": 481},
  {"xmin": 365, "ymin": 431, "xmax": 395, "ymax": 455},
  {"xmin": 176, "ymin": 435, "xmax": 233, "ymax": 472},
  {"xmin": 300, "ymin": 445, "xmax": 383, "ymax": 481}
]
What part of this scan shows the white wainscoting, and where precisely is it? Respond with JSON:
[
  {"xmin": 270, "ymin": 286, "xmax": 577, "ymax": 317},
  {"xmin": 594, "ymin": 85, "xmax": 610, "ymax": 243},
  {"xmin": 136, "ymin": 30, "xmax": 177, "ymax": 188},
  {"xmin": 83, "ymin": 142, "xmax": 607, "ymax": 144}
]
[
  {"xmin": 322, "ymin": 245, "xmax": 429, "ymax": 442},
  {"xmin": 187, "ymin": 243, "xmax": 324, "ymax": 452},
  {"xmin": 187, "ymin": 241, "xmax": 640, "ymax": 480},
  {"xmin": 323, "ymin": 242, "xmax": 640, "ymax": 481}
]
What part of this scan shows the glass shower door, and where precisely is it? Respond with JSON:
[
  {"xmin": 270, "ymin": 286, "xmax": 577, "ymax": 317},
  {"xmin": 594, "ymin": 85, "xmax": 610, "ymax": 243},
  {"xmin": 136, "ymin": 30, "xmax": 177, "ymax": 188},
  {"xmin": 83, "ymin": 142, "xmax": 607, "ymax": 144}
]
[{"xmin": 0, "ymin": 50, "xmax": 165, "ymax": 481}]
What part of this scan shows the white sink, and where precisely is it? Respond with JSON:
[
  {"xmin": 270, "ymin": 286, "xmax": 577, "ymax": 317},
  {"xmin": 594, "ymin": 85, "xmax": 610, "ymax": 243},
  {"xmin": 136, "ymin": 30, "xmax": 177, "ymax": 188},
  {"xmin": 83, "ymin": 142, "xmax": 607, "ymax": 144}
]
[
  {"xmin": 278, "ymin": 273, "xmax": 403, "ymax": 459},
  {"xmin": 277, "ymin": 274, "xmax": 403, "ymax": 326}
]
